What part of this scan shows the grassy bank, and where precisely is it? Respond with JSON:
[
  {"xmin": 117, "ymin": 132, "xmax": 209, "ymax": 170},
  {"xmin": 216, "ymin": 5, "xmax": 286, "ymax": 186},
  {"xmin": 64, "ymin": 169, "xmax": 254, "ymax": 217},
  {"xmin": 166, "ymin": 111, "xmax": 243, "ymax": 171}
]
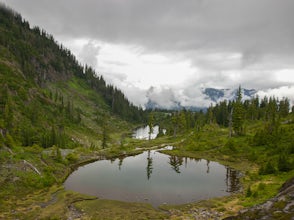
[
  {"xmin": 158, "ymin": 120, "xmax": 294, "ymax": 219},
  {"xmin": 0, "ymin": 135, "xmax": 171, "ymax": 219}
]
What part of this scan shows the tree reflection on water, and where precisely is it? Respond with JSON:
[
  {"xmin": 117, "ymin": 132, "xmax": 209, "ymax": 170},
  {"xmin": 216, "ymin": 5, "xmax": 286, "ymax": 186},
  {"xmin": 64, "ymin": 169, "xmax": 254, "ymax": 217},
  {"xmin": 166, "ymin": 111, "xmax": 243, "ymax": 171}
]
[
  {"xmin": 226, "ymin": 167, "xmax": 241, "ymax": 192},
  {"xmin": 146, "ymin": 150, "xmax": 153, "ymax": 180},
  {"xmin": 169, "ymin": 156, "xmax": 184, "ymax": 173}
]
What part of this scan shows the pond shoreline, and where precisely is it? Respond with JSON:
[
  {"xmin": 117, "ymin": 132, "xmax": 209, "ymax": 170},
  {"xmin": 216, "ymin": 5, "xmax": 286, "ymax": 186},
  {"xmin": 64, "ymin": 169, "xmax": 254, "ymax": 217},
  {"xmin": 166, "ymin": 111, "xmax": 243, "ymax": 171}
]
[
  {"xmin": 1, "ymin": 136, "xmax": 292, "ymax": 219},
  {"xmin": 64, "ymin": 145, "xmax": 242, "ymax": 208},
  {"xmin": 64, "ymin": 149, "xmax": 145, "ymax": 182}
]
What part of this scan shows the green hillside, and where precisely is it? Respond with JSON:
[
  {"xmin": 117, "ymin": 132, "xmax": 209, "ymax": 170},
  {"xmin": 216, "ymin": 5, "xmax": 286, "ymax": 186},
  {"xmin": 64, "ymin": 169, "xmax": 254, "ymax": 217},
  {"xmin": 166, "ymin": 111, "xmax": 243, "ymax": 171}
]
[
  {"xmin": 0, "ymin": 5, "xmax": 147, "ymax": 150},
  {"xmin": 0, "ymin": 5, "xmax": 150, "ymax": 217}
]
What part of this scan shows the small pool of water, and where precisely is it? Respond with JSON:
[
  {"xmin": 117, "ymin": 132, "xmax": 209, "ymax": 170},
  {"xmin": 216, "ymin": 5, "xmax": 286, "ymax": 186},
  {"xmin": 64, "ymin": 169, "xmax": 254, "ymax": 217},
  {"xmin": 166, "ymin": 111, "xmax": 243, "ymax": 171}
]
[
  {"xmin": 132, "ymin": 125, "xmax": 160, "ymax": 140},
  {"xmin": 64, "ymin": 149, "xmax": 241, "ymax": 207}
]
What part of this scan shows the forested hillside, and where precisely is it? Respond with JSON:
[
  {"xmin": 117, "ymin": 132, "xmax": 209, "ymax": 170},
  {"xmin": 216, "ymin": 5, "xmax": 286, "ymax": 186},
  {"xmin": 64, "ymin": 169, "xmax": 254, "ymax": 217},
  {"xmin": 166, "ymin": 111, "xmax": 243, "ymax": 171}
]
[{"xmin": 0, "ymin": 5, "xmax": 146, "ymax": 150}]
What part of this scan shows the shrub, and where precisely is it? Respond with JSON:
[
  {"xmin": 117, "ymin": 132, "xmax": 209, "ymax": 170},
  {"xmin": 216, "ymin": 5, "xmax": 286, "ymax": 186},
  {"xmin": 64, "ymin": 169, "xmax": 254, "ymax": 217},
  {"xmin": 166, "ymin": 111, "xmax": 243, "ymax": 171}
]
[
  {"xmin": 259, "ymin": 161, "xmax": 276, "ymax": 175},
  {"xmin": 225, "ymin": 139, "xmax": 237, "ymax": 152},
  {"xmin": 5, "ymin": 134, "xmax": 15, "ymax": 148},
  {"xmin": 258, "ymin": 183, "xmax": 266, "ymax": 190},
  {"xmin": 278, "ymin": 154, "xmax": 292, "ymax": 172},
  {"xmin": 66, "ymin": 153, "xmax": 78, "ymax": 163},
  {"xmin": 246, "ymin": 186, "xmax": 252, "ymax": 197}
]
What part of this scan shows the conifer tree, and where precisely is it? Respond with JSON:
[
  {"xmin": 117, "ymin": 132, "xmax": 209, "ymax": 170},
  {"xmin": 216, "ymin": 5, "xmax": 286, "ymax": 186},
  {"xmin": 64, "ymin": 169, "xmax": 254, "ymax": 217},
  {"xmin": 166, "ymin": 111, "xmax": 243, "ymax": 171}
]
[
  {"xmin": 279, "ymin": 98, "xmax": 290, "ymax": 118},
  {"xmin": 207, "ymin": 104, "xmax": 215, "ymax": 124},
  {"xmin": 172, "ymin": 112, "xmax": 179, "ymax": 137},
  {"xmin": 148, "ymin": 112, "xmax": 155, "ymax": 140},
  {"xmin": 232, "ymin": 86, "xmax": 244, "ymax": 135},
  {"xmin": 101, "ymin": 120, "xmax": 109, "ymax": 149},
  {"xmin": 179, "ymin": 110, "xmax": 187, "ymax": 131}
]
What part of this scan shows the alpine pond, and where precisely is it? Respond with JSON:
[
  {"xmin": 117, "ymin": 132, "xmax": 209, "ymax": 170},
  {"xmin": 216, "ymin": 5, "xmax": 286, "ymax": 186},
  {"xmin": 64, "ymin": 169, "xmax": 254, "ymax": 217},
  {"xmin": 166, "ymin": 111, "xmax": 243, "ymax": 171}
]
[{"xmin": 64, "ymin": 148, "xmax": 241, "ymax": 207}]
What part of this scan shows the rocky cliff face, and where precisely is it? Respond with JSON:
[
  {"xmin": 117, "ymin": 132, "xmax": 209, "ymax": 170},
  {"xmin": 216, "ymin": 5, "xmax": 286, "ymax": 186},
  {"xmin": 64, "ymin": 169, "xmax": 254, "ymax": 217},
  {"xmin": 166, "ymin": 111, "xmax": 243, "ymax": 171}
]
[{"xmin": 225, "ymin": 177, "xmax": 294, "ymax": 219}]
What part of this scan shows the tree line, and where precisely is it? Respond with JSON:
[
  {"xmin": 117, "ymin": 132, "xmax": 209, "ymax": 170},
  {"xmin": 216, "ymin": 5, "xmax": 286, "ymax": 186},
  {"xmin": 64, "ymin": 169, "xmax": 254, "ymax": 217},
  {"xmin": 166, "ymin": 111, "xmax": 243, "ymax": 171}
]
[{"xmin": 159, "ymin": 86, "xmax": 291, "ymax": 137}]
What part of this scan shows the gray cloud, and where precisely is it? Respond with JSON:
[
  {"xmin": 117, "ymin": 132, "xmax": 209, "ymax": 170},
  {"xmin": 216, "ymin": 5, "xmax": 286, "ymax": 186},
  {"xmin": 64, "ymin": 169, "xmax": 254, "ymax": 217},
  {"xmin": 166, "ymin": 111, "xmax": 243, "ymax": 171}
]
[
  {"xmin": 78, "ymin": 41, "xmax": 100, "ymax": 68},
  {"xmin": 146, "ymin": 86, "xmax": 179, "ymax": 109},
  {"xmin": 4, "ymin": 0, "xmax": 294, "ymax": 57},
  {"xmin": 3, "ymin": 0, "xmax": 294, "ymax": 107}
]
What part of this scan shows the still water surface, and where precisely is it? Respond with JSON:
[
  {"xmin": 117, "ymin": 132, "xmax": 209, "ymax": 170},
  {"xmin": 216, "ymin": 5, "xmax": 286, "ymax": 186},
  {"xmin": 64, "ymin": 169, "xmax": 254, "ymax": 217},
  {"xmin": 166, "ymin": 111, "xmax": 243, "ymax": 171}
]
[
  {"xmin": 64, "ymin": 148, "xmax": 241, "ymax": 207},
  {"xmin": 132, "ymin": 125, "xmax": 160, "ymax": 140}
]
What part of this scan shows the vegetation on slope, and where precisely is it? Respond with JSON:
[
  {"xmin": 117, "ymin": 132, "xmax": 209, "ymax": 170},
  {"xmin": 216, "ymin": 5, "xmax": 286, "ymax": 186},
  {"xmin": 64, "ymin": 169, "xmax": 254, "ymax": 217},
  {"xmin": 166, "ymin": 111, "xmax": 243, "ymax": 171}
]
[
  {"xmin": 0, "ymin": 5, "xmax": 149, "ymax": 218},
  {"xmin": 0, "ymin": 4, "xmax": 147, "ymax": 151}
]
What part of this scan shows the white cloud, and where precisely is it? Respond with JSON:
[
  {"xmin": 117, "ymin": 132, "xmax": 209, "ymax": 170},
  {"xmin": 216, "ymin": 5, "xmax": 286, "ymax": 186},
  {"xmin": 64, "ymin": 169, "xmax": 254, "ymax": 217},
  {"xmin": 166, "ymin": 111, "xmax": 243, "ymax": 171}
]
[
  {"xmin": 78, "ymin": 41, "xmax": 100, "ymax": 68},
  {"xmin": 274, "ymin": 69, "xmax": 294, "ymax": 84},
  {"xmin": 257, "ymin": 86, "xmax": 294, "ymax": 106}
]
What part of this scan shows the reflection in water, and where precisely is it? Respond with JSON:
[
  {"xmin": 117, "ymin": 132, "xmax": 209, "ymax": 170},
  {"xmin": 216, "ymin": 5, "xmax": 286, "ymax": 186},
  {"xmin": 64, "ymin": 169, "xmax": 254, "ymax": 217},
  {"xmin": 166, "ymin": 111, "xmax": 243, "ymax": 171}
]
[
  {"xmin": 146, "ymin": 150, "xmax": 153, "ymax": 180},
  {"xmin": 168, "ymin": 156, "xmax": 212, "ymax": 175},
  {"xmin": 184, "ymin": 157, "xmax": 188, "ymax": 168},
  {"xmin": 118, "ymin": 157, "xmax": 124, "ymax": 170},
  {"xmin": 65, "ymin": 149, "xmax": 241, "ymax": 207},
  {"xmin": 110, "ymin": 158, "xmax": 115, "ymax": 164},
  {"xmin": 206, "ymin": 160, "xmax": 210, "ymax": 173},
  {"xmin": 132, "ymin": 125, "xmax": 159, "ymax": 140},
  {"xmin": 169, "ymin": 156, "xmax": 184, "ymax": 173},
  {"xmin": 226, "ymin": 167, "xmax": 241, "ymax": 192}
]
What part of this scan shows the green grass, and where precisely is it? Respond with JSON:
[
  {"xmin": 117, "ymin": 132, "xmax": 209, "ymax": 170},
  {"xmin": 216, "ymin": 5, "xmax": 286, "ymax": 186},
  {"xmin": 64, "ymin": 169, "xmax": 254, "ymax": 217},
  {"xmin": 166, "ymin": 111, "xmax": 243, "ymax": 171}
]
[
  {"xmin": 156, "ymin": 120, "xmax": 294, "ymax": 218},
  {"xmin": 75, "ymin": 199, "xmax": 167, "ymax": 220}
]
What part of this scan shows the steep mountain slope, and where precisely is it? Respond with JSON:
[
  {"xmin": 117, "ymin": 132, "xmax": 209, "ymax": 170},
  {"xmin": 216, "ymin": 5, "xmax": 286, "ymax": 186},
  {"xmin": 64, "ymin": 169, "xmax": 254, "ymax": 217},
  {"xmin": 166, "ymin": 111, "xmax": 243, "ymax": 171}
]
[
  {"xmin": 0, "ymin": 5, "xmax": 146, "ymax": 150},
  {"xmin": 0, "ymin": 7, "xmax": 151, "ymax": 218}
]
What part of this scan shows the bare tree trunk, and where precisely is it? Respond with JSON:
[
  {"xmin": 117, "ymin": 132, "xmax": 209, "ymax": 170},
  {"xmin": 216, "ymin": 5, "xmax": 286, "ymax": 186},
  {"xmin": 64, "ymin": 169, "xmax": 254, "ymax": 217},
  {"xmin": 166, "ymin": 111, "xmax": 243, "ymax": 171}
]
[{"xmin": 23, "ymin": 160, "xmax": 41, "ymax": 175}]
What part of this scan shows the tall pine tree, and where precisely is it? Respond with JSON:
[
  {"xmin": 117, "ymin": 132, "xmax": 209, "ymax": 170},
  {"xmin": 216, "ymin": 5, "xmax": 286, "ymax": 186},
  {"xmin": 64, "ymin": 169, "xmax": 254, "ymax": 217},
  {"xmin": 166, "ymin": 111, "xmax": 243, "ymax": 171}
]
[{"xmin": 232, "ymin": 86, "xmax": 244, "ymax": 135}]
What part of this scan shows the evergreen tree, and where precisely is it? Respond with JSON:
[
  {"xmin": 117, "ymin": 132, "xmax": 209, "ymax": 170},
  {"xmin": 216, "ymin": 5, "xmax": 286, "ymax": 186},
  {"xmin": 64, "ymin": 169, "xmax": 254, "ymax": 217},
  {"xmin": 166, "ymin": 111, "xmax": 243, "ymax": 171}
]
[
  {"xmin": 101, "ymin": 120, "xmax": 109, "ymax": 149},
  {"xmin": 178, "ymin": 110, "xmax": 187, "ymax": 131},
  {"xmin": 232, "ymin": 86, "xmax": 244, "ymax": 135},
  {"xmin": 279, "ymin": 98, "xmax": 290, "ymax": 118},
  {"xmin": 148, "ymin": 112, "xmax": 155, "ymax": 140},
  {"xmin": 207, "ymin": 104, "xmax": 215, "ymax": 124},
  {"xmin": 172, "ymin": 112, "xmax": 179, "ymax": 137},
  {"xmin": 3, "ymin": 94, "xmax": 13, "ymax": 131},
  {"xmin": 278, "ymin": 154, "xmax": 292, "ymax": 172},
  {"xmin": 247, "ymin": 96, "xmax": 259, "ymax": 120},
  {"xmin": 267, "ymin": 97, "xmax": 278, "ymax": 122},
  {"xmin": 50, "ymin": 126, "xmax": 57, "ymax": 147}
]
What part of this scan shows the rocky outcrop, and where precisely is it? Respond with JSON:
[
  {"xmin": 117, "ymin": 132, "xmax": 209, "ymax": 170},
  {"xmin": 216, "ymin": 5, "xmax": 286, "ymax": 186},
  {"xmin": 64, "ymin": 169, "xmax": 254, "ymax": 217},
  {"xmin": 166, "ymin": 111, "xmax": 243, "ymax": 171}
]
[{"xmin": 225, "ymin": 177, "xmax": 294, "ymax": 219}]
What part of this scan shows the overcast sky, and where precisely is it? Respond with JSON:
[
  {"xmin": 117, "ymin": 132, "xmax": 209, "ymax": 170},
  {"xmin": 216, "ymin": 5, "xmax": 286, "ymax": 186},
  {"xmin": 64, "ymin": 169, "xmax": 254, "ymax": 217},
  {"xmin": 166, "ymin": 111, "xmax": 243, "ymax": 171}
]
[{"xmin": 2, "ymin": 0, "xmax": 294, "ymax": 107}]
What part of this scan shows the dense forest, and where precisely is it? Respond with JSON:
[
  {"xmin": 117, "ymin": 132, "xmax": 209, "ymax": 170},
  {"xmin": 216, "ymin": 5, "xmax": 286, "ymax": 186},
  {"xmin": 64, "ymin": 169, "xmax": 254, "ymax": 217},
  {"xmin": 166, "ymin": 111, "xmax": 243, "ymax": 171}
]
[{"xmin": 162, "ymin": 86, "xmax": 291, "ymax": 136}]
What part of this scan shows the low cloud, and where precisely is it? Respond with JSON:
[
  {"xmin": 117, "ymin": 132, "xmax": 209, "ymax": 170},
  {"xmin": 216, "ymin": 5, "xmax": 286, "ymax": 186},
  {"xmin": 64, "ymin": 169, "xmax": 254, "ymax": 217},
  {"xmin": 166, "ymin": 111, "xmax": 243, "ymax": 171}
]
[
  {"xmin": 257, "ymin": 86, "xmax": 294, "ymax": 106},
  {"xmin": 146, "ymin": 86, "xmax": 179, "ymax": 109},
  {"xmin": 78, "ymin": 40, "xmax": 100, "ymax": 68}
]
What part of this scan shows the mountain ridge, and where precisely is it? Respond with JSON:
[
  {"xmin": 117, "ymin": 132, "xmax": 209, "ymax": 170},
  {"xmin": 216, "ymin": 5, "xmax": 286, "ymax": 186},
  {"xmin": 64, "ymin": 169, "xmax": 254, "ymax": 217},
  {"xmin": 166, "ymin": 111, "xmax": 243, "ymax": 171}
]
[{"xmin": 145, "ymin": 87, "xmax": 257, "ymax": 110}]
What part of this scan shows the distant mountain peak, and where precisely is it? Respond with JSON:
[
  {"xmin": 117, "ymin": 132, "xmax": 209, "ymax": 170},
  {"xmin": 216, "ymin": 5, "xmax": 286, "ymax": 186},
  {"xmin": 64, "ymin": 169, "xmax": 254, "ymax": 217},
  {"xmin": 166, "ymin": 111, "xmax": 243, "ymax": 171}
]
[
  {"xmin": 145, "ymin": 87, "xmax": 257, "ymax": 110},
  {"xmin": 203, "ymin": 87, "xmax": 257, "ymax": 103}
]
